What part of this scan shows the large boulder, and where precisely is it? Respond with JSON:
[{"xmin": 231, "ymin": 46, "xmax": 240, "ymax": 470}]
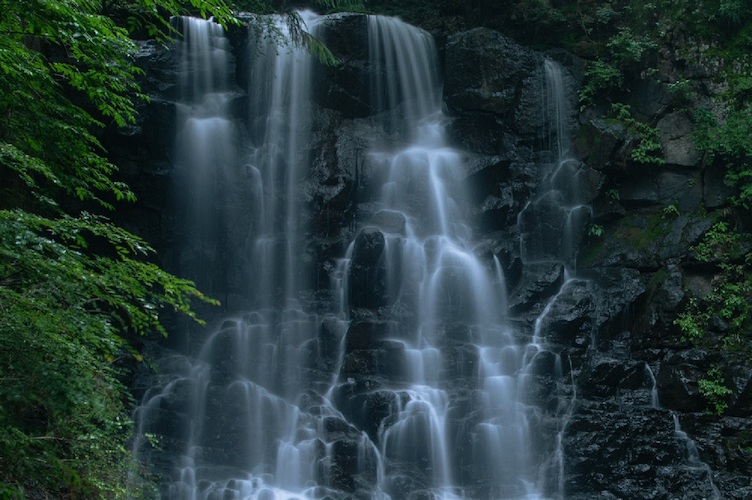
[
  {"xmin": 657, "ymin": 112, "xmax": 701, "ymax": 167},
  {"xmin": 444, "ymin": 28, "xmax": 544, "ymax": 135}
]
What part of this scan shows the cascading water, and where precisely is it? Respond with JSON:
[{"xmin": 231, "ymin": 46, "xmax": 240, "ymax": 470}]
[
  {"xmin": 511, "ymin": 59, "xmax": 592, "ymax": 498},
  {"xmin": 172, "ymin": 16, "xmax": 237, "ymax": 293},
  {"xmin": 134, "ymin": 13, "xmax": 587, "ymax": 500},
  {"xmin": 644, "ymin": 366, "xmax": 720, "ymax": 499},
  {"xmin": 333, "ymin": 16, "xmax": 553, "ymax": 498},
  {"xmin": 134, "ymin": 14, "xmax": 356, "ymax": 499},
  {"xmin": 518, "ymin": 60, "xmax": 590, "ymax": 269}
]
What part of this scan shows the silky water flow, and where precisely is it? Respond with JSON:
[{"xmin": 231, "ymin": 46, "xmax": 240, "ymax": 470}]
[{"xmin": 134, "ymin": 13, "xmax": 587, "ymax": 499}]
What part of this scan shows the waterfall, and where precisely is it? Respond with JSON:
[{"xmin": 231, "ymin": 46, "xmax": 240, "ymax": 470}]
[
  {"xmin": 133, "ymin": 14, "xmax": 587, "ymax": 500},
  {"xmin": 133, "ymin": 15, "xmax": 356, "ymax": 499},
  {"xmin": 516, "ymin": 59, "xmax": 589, "ymax": 498},
  {"xmin": 519, "ymin": 59, "xmax": 590, "ymax": 270},
  {"xmin": 672, "ymin": 415, "xmax": 721, "ymax": 499},
  {"xmin": 644, "ymin": 366, "xmax": 719, "ymax": 499},
  {"xmin": 341, "ymin": 16, "xmax": 547, "ymax": 497},
  {"xmin": 172, "ymin": 16, "xmax": 237, "ymax": 294},
  {"xmin": 246, "ymin": 12, "xmax": 318, "ymax": 305},
  {"xmin": 544, "ymin": 59, "xmax": 570, "ymax": 162}
]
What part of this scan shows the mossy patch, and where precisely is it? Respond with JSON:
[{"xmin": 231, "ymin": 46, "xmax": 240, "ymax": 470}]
[
  {"xmin": 623, "ymin": 212, "xmax": 674, "ymax": 250},
  {"xmin": 579, "ymin": 211, "xmax": 674, "ymax": 268},
  {"xmin": 648, "ymin": 266, "xmax": 669, "ymax": 289}
]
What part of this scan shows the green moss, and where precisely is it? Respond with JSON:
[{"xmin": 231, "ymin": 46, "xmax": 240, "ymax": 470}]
[
  {"xmin": 620, "ymin": 212, "xmax": 673, "ymax": 250},
  {"xmin": 578, "ymin": 237, "xmax": 605, "ymax": 267},
  {"xmin": 648, "ymin": 266, "xmax": 668, "ymax": 288},
  {"xmin": 578, "ymin": 210, "xmax": 673, "ymax": 268}
]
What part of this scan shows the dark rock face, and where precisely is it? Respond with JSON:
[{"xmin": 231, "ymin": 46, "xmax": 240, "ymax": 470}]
[
  {"xmin": 444, "ymin": 28, "xmax": 544, "ymax": 135},
  {"xmin": 118, "ymin": 13, "xmax": 752, "ymax": 500},
  {"xmin": 315, "ymin": 14, "xmax": 372, "ymax": 117},
  {"xmin": 348, "ymin": 226, "xmax": 388, "ymax": 309}
]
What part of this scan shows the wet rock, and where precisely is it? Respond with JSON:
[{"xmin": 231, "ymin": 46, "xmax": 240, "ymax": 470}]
[
  {"xmin": 318, "ymin": 318, "xmax": 347, "ymax": 372},
  {"xmin": 549, "ymin": 160, "xmax": 604, "ymax": 205},
  {"xmin": 563, "ymin": 404, "xmax": 689, "ymax": 499},
  {"xmin": 578, "ymin": 267, "xmax": 645, "ymax": 338},
  {"xmin": 325, "ymin": 439, "xmax": 362, "ymax": 491},
  {"xmin": 675, "ymin": 413, "xmax": 752, "ymax": 497},
  {"xmin": 333, "ymin": 388, "xmax": 399, "ymax": 442},
  {"xmin": 573, "ymin": 113, "xmax": 627, "ymax": 171},
  {"xmin": 447, "ymin": 112, "xmax": 506, "ymax": 154},
  {"xmin": 528, "ymin": 350, "xmax": 560, "ymax": 377},
  {"xmin": 633, "ymin": 264, "xmax": 686, "ymax": 348},
  {"xmin": 703, "ymin": 162, "xmax": 735, "ymax": 209},
  {"xmin": 341, "ymin": 324, "xmax": 407, "ymax": 380},
  {"xmin": 344, "ymin": 320, "xmax": 398, "ymax": 351},
  {"xmin": 724, "ymin": 355, "xmax": 752, "ymax": 417},
  {"xmin": 342, "ymin": 346, "xmax": 408, "ymax": 380},
  {"xmin": 116, "ymin": 16, "xmax": 752, "ymax": 500},
  {"xmin": 656, "ymin": 350, "xmax": 711, "ymax": 412},
  {"xmin": 618, "ymin": 169, "xmax": 702, "ymax": 212},
  {"xmin": 465, "ymin": 157, "xmax": 535, "ymax": 232},
  {"xmin": 657, "ymin": 112, "xmax": 701, "ymax": 167},
  {"xmin": 519, "ymin": 191, "xmax": 574, "ymax": 261},
  {"xmin": 444, "ymin": 28, "xmax": 544, "ymax": 135},
  {"xmin": 579, "ymin": 210, "xmax": 714, "ymax": 269},
  {"xmin": 508, "ymin": 261, "xmax": 565, "ymax": 315},
  {"xmin": 517, "ymin": 160, "xmax": 597, "ymax": 266},
  {"xmin": 370, "ymin": 209, "xmax": 407, "ymax": 235},
  {"xmin": 442, "ymin": 343, "xmax": 480, "ymax": 380},
  {"xmin": 578, "ymin": 356, "xmax": 647, "ymax": 398},
  {"xmin": 628, "ymin": 76, "xmax": 670, "ymax": 121},
  {"xmin": 348, "ymin": 226, "xmax": 388, "ymax": 309},
  {"xmin": 315, "ymin": 14, "xmax": 372, "ymax": 118},
  {"xmin": 540, "ymin": 279, "xmax": 595, "ymax": 348}
]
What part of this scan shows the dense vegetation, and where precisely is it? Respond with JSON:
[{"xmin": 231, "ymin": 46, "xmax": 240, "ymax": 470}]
[
  {"xmin": 552, "ymin": 0, "xmax": 751, "ymax": 417},
  {"xmin": 0, "ymin": 0, "xmax": 749, "ymax": 496},
  {"xmin": 570, "ymin": 0, "xmax": 752, "ymax": 415}
]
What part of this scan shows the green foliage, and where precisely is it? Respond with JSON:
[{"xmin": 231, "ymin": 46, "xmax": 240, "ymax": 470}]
[
  {"xmin": 674, "ymin": 298, "xmax": 706, "ymax": 344},
  {"xmin": 677, "ymin": 221, "xmax": 752, "ymax": 350},
  {"xmin": 691, "ymin": 221, "xmax": 744, "ymax": 262},
  {"xmin": 694, "ymin": 104, "xmax": 752, "ymax": 208},
  {"xmin": 595, "ymin": 4, "xmax": 620, "ymax": 25},
  {"xmin": 105, "ymin": 0, "xmax": 239, "ymax": 37},
  {"xmin": 662, "ymin": 203, "xmax": 679, "ymax": 217},
  {"xmin": 578, "ymin": 25, "xmax": 657, "ymax": 109},
  {"xmin": 0, "ymin": 0, "xmax": 244, "ymax": 496},
  {"xmin": 509, "ymin": 0, "xmax": 566, "ymax": 27},
  {"xmin": 243, "ymin": 0, "xmax": 364, "ymax": 66},
  {"xmin": 579, "ymin": 61, "xmax": 623, "ymax": 109},
  {"xmin": 283, "ymin": 10, "xmax": 340, "ymax": 66},
  {"xmin": 315, "ymin": 0, "xmax": 367, "ymax": 12},
  {"xmin": 718, "ymin": 0, "xmax": 749, "ymax": 26},
  {"xmin": 606, "ymin": 27, "xmax": 657, "ymax": 65},
  {"xmin": 676, "ymin": 220, "xmax": 751, "ymax": 415},
  {"xmin": 667, "ymin": 79, "xmax": 695, "ymax": 110},
  {"xmin": 0, "ymin": 209, "xmax": 214, "ymax": 496},
  {"xmin": 587, "ymin": 223, "xmax": 605, "ymax": 237},
  {"xmin": 698, "ymin": 367, "xmax": 733, "ymax": 415},
  {"xmin": 608, "ymin": 103, "xmax": 664, "ymax": 164}
]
